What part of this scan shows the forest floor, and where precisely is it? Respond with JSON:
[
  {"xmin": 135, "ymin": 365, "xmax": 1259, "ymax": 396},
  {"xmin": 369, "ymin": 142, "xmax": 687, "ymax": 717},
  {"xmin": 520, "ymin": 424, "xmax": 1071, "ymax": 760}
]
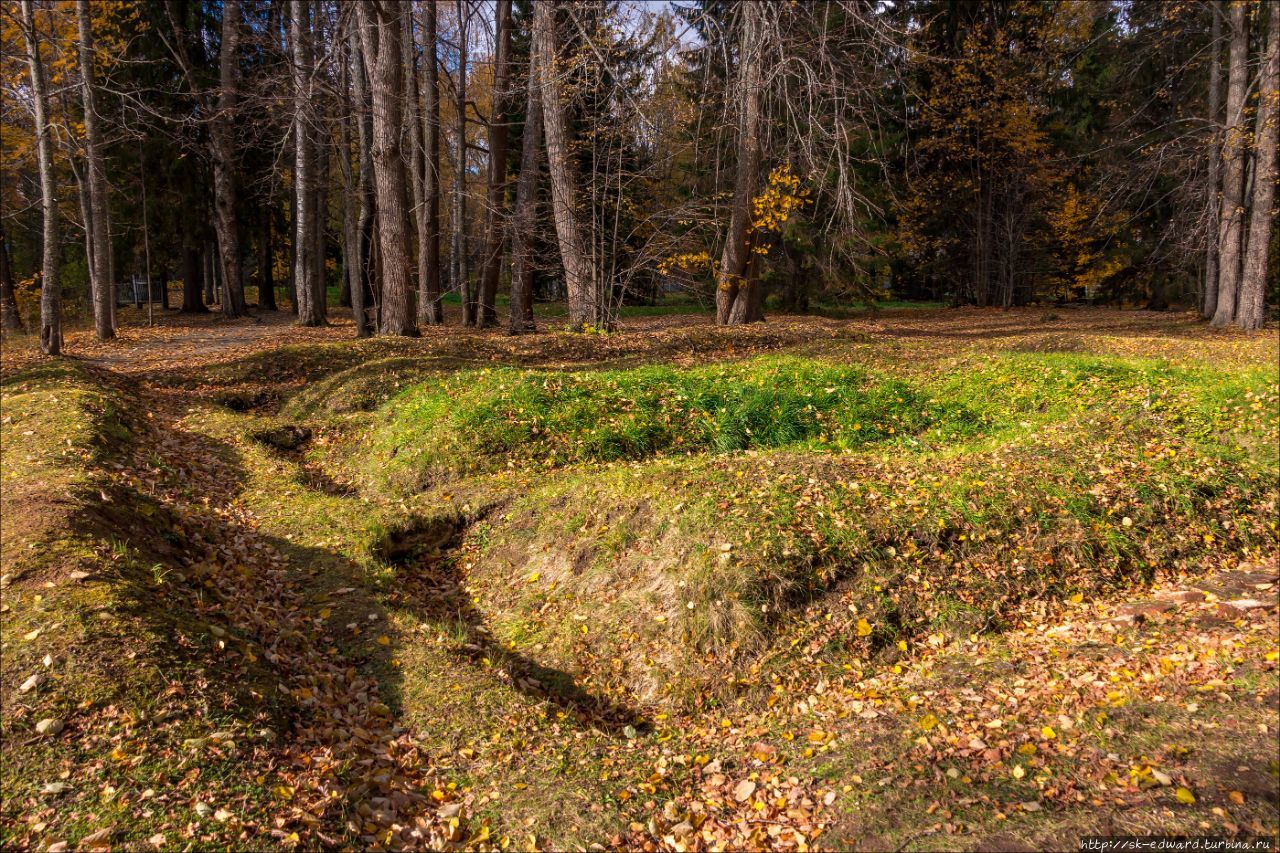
[{"xmin": 1, "ymin": 305, "xmax": 1277, "ymax": 852}]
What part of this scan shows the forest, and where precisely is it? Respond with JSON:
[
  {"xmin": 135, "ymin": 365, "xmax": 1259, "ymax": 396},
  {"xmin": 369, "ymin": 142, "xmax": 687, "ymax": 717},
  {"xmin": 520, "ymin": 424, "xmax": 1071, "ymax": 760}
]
[
  {"xmin": 0, "ymin": 0, "xmax": 1276, "ymax": 342},
  {"xmin": 1, "ymin": 1, "xmax": 1278, "ymax": 852}
]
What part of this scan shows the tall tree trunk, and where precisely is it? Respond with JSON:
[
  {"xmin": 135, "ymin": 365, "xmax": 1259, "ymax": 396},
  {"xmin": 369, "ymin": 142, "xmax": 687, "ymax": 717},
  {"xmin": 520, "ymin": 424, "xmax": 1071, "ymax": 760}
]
[
  {"xmin": 259, "ymin": 203, "xmax": 277, "ymax": 310},
  {"xmin": 204, "ymin": 236, "xmax": 217, "ymax": 304},
  {"xmin": 212, "ymin": 0, "xmax": 247, "ymax": 318},
  {"xmin": 1211, "ymin": 0, "xmax": 1249, "ymax": 328},
  {"xmin": 77, "ymin": 0, "xmax": 113, "ymax": 339},
  {"xmin": 357, "ymin": 45, "xmax": 377, "ymax": 328},
  {"xmin": 1238, "ymin": 0, "xmax": 1278, "ymax": 331},
  {"xmin": 342, "ymin": 21, "xmax": 371, "ymax": 337},
  {"xmin": 1203, "ymin": 3, "xmax": 1223, "ymax": 318},
  {"xmin": 359, "ymin": 0, "xmax": 416, "ymax": 336},
  {"xmin": 19, "ymin": 0, "xmax": 61, "ymax": 354},
  {"xmin": 455, "ymin": 0, "xmax": 472, "ymax": 325},
  {"xmin": 477, "ymin": 0, "xmax": 512, "ymax": 328},
  {"xmin": 419, "ymin": 0, "xmax": 444, "ymax": 325},
  {"xmin": 534, "ymin": 1, "xmax": 597, "ymax": 330},
  {"xmin": 181, "ymin": 218, "xmax": 206, "ymax": 312},
  {"xmin": 0, "ymin": 222, "xmax": 22, "ymax": 330},
  {"xmin": 292, "ymin": 0, "xmax": 324, "ymax": 325},
  {"xmin": 404, "ymin": 3, "xmax": 429, "ymax": 327},
  {"xmin": 508, "ymin": 29, "xmax": 542, "ymax": 335},
  {"xmin": 715, "ymin": 2, "xmax": 764, "ymax": 326},
  {"xmin": 313, "ymin": 112, "xmax": 329, "ymax": 314},
  {"xmin": 71, "ymin": 158, "xmax": 95, "ymax": 312}
]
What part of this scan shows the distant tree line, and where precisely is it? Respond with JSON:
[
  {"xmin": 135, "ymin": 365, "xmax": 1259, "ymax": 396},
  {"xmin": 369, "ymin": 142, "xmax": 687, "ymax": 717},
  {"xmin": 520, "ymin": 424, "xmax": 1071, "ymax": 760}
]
[{"xmin": 1, "ymin": 0, "xmax": 1275, "ymax": 354}]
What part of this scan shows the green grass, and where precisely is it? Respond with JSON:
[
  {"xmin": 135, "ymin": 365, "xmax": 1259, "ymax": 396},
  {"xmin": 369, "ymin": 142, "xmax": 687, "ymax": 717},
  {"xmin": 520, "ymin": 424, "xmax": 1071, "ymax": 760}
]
[
  {"xmin": 357, "ymin": 350, "xmax": 1277, "ymax": 496},
  {"xmin": 361, "ymin": 356, "xmax": 981, "ymax": 492},
  {"xmin": 305, "ymin": 346, "xmax": 1275, "ymax": 703}
]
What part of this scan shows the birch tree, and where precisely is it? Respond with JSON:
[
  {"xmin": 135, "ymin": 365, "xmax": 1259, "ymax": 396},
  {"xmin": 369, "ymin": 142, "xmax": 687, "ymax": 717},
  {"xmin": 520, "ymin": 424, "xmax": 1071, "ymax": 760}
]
[
  {"xmin": 19, "ymin": 0, "xmax": 61, "ymax": 354},
  {"xmin": 76, "ymin": 0, "xmax": 113, "ymax": 339}
]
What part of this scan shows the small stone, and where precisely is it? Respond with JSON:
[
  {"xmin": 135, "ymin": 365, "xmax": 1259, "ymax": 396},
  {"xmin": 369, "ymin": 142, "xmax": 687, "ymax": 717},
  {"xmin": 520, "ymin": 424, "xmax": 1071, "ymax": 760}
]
[
  {"xmin": 19, "ymin": 674, "xmax": 42, "ymax": 693},
  {"xmin": 35, "ymin": 718, "xmax": 64, "ymax": 736},
  {"xmin": 194, "ymin": 802, "xmax": 212, "ymax": 818},
  {"xmin": 41, "ymin": 781, "xmax": 71, "ymax": 796},
  {"xmin": 69, "ymin": 571, "xmax": 91, "ymax": 581}
]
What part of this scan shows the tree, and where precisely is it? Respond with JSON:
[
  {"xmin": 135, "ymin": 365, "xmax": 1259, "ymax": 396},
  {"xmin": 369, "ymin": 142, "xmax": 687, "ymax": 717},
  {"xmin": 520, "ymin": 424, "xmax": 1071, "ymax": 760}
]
[
  {"xmin": 19, "ymin": 0, "xmax": 61, "ymax": 354},
  {"xmin": 76, "ymin": 0, "xmax": 113, "ymax": 339},
  {"xmin": 418, "ymin": 0, "xmax": 444, "ymax": 325},
  {"xmin": 535, "ymin": 1, "xmax": 600, "ymax": 330},
  {"xmin": 358, "ymin": 0, "xmax": 416, "ymax": 336},
  {"xmin": 339, "ymin": 15, "xmax": 371, "ymax": 337},
  {"xmin": 403, "ymin": 2, "xmax": 428, "ymax": 330},
  {"xmin": 1211, "ymin": 0, "xmax": 1249, "ymax": 328},
  {"xmin": 1203, "ymin": 3, "xmax": 1222, "ymax": 319},
  {"xmin": 453, "ymin": 0, "xmax": 472, "ymax": 325},
  {"xmin": 477, "ymin": 0, "xmax": 512, "ymax": 328},
  {"xmin": 291, "ymin": 0, "xmax": 324, "ymax": 326},
  {"xmin": 0, "ymin": 221, "xmax": 22, "ymax": 331},
  {"xmin": 213, "ymin": 0, "xmax": 247, "ymax": 317},
  {"xmin": 1237, "ymin": 0, "xmax": 1278, "ymax": 331},
  {"xmin": 508, "ymin": 17, "xmax": 542, "ymax": 336},
  {"xmin": 714, "ymin": 2, "xmax": 765, "ymax": 325}
]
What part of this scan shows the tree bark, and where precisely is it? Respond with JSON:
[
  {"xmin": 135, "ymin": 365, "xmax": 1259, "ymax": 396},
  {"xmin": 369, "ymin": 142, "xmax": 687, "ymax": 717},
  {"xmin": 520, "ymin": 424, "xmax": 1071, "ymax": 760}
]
[
  {"xmin": 0, "ymin": 221, "xmax": 22, "ymax": 330},
  {"xmin": 404, "ymin": 3, "xmax": 429, "ymax": 327},
  {"xmin": 77, "ymin": 0, "xmax": 114, "ymax": 339},
  {"xmin": 181, "ymin": 219, "xmax": 206, "ymax": 313},
  {"xmin": 1238, "ymin": 0, "xmax": 1278, "ymax": 331},
  {"xmin": 19, "ymin": 0, "xmax": 61, "ymax": 354},
  {"xmin": 1203, "ymin": 3, "xmax": 1223, "ymax": 318},
  {"xmin": 715, "ymin": 2, "xmax": 764, "ymax": 326},
  {"xmin": 477, "ymin": 0, "xmax": 512, "ymax": 327},
  {"xmin": 1211, "ymin": 0, "xmax": 1249, "ymax": 328},
  {"xmin": 454, "ymin": 0, "xmax": 472, "ymax": 324},
  {"xmin": 314, "ymin": 108, "xmax": 329, "ymax": 312},
  {"xmin": 212, "ymin": 0, "xmax": 247, "ymax": 318},
  {"xmin": 359, "ymin": 0, "xmax": 416, "ymax": 336},
  {"xmin": 258, "ymin": 203, "xmax": 277, "ymax": 310},
  {"xmin": 534, "ymin": 1, "xmax": 598, "ymax": 330},
  {"xmin": 508, "ymin": 28, "xmax": 542, "ymax": 335},
  {"xmin": 204, "ymin": 237, "xmax": 217, "ymax": 305},
  {"xmin": 419, "ymin": 0, "xmax": 444, "ymax": 325},
  {"xmin": 342, "ymin": 20, "xmax": 372, "ymax": 337},
  {"xmin": 292, "ymin": 0, "xmax": 324, "ymax": 325}
]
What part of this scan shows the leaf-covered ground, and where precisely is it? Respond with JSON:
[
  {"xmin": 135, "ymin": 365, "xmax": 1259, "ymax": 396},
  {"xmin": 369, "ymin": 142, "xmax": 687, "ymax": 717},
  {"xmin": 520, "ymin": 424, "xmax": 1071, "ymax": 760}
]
[{"xmin": 1, "ymin": 306, "xmax": 1277, "ymax": 851}]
